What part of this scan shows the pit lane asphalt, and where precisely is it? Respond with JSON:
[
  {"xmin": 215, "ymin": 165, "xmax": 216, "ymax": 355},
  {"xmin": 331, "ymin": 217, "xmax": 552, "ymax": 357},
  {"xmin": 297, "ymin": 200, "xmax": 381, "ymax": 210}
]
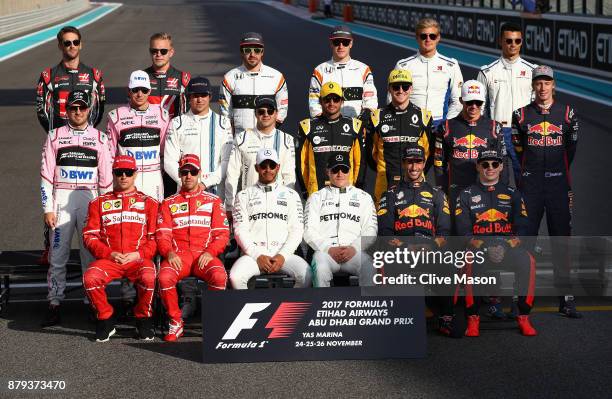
[{"xmin": 0, "ymin": 1, "xmax": 611, "ymax": 396}]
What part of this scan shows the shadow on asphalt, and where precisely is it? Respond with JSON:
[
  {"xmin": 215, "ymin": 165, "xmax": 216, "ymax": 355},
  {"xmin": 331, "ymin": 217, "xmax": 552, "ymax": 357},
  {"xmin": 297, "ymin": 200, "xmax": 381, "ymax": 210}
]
[{"xmin": 126, "ymin": 340, "xmax": 202, "ymax": 363}]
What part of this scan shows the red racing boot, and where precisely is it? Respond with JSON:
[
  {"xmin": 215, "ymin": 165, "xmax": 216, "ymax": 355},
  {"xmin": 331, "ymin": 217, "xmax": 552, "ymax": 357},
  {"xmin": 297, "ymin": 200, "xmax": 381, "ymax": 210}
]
[
  {"xmin": 164, "ymin": 319, "xmax": 184, "ymax": 342},
  {"xmin": 517, "ymin": 315, "xmax": 537, "ymax": 336},
  {"xmin": 465, "ymin": 315, "xmax": 480, "ymax": 337}
]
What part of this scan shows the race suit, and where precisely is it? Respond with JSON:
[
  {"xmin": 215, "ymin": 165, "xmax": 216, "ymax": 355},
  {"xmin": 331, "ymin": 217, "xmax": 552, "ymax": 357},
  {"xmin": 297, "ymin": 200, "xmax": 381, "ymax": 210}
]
[
  {"xmin": 220, "ymin": 64, "xmax": 288, "ymax": 132},
  {"xmin": 106, "ymin": 104, "xmax": 170, "ymax": 201},
  {"xmin": 82, "ymin": 190, "xmax": 158, "ymax": 320},
  {"xmin": 156, "ymin": 188, "xmax": 229, "ymax": 320},
  {"xmin": 36, "ymin": 62, "xmax": 105, "ymax": 132},
  {"xmin": 297, "ymin": 116, "xmax": 365, "ymax": 197},
  {"xmin": 377, "ymin": 179, "xmax": 453, "ymax": 313},
  {"xmin": 377, "ymin": 179, "xmax": 451, "ymax": 238},
  {"xmin": 391, "ymin": 52, "xmax": 463, "ymax": 126},
  {"xmin": 455, "ymin": 181, "xmax": 535, "ymax": 315},
  {"xmin": 511, "ymin": 101, "xmax": 578, "ymax": 286},
  {"xmin": 434, "ymin": 114, "xmax": 508, "ymax": 214},
  {"xmin": 144, "ymin": 65, "xmax": 190, "ymax": 119},
  {"xmin": 224, "ymin": 127, "xmax": 296, "ymax": 212},
  {"xmin": 164, "ymin": 109, "xmax": 233, "ymax": 196},
  {"xmin": 304, "ymin": 185, "xmax": 378, "ymax": 287},
  {"xmin": 230, "ymin": 182, "xmax": 311, "ymax": 289},
  {"xmin": 369, "ymin": 103, "xmax": 434, "ymax": 204},
  {"xmin": 41, "ymin": 124, "xmax": 113, "ymax": 305},
  {"xmin": 308, "ymin": 58, "xmax": 378, "ymax": 118},
  {"xmin": 477, "ymin": 56, "xmax": 537, "ymax": 181}
]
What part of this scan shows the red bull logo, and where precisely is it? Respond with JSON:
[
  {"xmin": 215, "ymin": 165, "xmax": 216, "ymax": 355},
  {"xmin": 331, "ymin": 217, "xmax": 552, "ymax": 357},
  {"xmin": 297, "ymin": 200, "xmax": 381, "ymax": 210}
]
[
  {"xmin": 475, "ymin": 209, "xmax": 508, "ymax": 223},
  {"xmin": 527, "ymin": 122, "xmax": 563, "ymax": 147},
  {"xmin": 398, "ymin": 205, "xmax": 430, "ymax": 219},
  {"xmin": 453, "ymin": 134, "xmax": 488, "ymax": 149},
  {"xmin": 527, "ymin": 122, "xmax": 562, "ymax": 136}
]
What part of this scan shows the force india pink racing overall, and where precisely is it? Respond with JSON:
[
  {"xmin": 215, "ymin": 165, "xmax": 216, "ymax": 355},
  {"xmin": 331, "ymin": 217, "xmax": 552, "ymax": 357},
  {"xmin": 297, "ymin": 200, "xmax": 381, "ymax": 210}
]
[
  {"xmin": 40, "ymin": 124, "xmax": 113, "ymax": 305},
  {"xmin": 106, "ymin": 104, "xmax": 170, "ymax": 201}
]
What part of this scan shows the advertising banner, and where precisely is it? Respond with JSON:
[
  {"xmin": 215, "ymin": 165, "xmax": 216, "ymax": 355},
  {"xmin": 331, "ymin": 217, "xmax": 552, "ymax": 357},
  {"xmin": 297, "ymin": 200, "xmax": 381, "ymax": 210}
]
[{"xmin": 202, "ymin": 287, "xmax": 426, "ymax": 363}]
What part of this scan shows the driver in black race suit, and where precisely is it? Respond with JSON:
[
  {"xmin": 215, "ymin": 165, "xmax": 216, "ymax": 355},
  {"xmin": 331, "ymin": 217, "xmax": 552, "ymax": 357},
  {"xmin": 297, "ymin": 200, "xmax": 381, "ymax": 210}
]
[
  {"xmin": 511, "ymin": 65, "xmax": 581, "ymax": 318},
  {"xmin": 297, "ymin": 82, "xmax": 365, "ymax": 197},
  {"xmin": 455, "ymin": 148, "xmax": 537, "ymax": 337}
]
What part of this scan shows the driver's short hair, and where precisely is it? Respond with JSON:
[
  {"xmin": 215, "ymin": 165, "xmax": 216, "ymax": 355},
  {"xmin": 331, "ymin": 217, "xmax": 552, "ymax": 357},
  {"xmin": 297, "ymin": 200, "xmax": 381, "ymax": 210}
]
[
  {"xmin": 150, "ymin": 32, "xmax": 173, "ymax": 45},
  {"xmin": 415, "ymin": 18, "xmax": 440, "ymax": 35}
]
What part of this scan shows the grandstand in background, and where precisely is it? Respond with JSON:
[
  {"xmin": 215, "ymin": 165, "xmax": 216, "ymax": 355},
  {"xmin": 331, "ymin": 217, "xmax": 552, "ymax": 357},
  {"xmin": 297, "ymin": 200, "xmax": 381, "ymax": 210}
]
[{"xmin": 394, "ymin": 0, "xmax": 610, "ymax": 16}]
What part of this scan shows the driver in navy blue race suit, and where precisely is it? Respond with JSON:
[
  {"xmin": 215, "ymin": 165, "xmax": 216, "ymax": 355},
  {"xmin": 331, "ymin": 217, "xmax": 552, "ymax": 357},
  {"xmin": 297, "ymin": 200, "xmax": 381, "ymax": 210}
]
[
  {"xmin": 511, "ymin": 65, "xmax": 581, "ymax": 319},
  {"xmin": 377, "ymin": 145, "xmax": 460, "ymax": 338},
  {"xmin": 455, "ymin": 147, "xmax": 537, "ymax": 337}
]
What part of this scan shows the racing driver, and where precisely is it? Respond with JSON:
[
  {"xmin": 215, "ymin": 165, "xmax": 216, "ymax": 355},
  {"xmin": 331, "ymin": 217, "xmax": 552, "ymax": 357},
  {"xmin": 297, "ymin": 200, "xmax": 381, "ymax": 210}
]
[
  {"xmin": 369, "ymin": 69, "xmax": 434, "ymax": 204},
  {"xmin": 106, "ymin": 70, "xmax": 170, "ymax": 202},
  {"xmin": 220, "ymin": 32, "xmax": 288, "ymax": 132},
  {"xmin": 304, "ymin": 153, "xmax": 377, "ymax": 287},
  {"xmin": 298, "ymin": 82, "xmax": 364, "ymax": 197},
  {"xmin": 230, "ymin": 149, "xmax": 311, "ymax": 289},
  {"xmin": 309, "ymin": 25, "xmax": 377, "ymax": 119},
  {"xmin": 157, "ymin": 154, "xmax": 229, "ymax": 342},
  {"xmin": 511, "ymin": 65, "xmax": 581, "ymax": 318},
  {"xmin": 455, "ymin": 148, "xmax": 537, "ymax": 337},
  {"xmin": 83, "ymin": 155, "xmax": 158, "ymax": 342},
  {"xmin": 390, "ymin": 18, "xmax": 463, "ymax": 128},
  {"xmin": 40, "ymin": 90, "xmax": 112, "ymax": 327},
  {"xmin": 377, "ymin": 145, "xmax": 457, "ymax": 337}
]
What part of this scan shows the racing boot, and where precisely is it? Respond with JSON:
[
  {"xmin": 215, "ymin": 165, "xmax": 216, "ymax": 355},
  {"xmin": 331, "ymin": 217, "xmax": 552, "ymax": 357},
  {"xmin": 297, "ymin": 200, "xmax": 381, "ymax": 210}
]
[
  {"xmin": 95, "ymin": 318, "xmax": 116, "ymax": 342},
  {"xmin": 40, "ymin": 304, "xmax": 60, "ymax": 327},
  {"xmin": 559, "ymin": 295, "xmax": 583, "ymax": 319},
  {"xmin": 465, "ymin": 315, "xmax": 480, "ymax": 337},
  {"xmin": 164, "ymin": 319, "xmax": 184, "ymax": 342},
  {"xmin": 136, "ymin": 317, "xmax": 155, "ymax": 341},
  {"xmin": 516, "ymin": 315, "xmax": 537, "ymax": 336},
  {"xmin": 438, "ymin": 315, "xmax": 462, "ymax": 338}
]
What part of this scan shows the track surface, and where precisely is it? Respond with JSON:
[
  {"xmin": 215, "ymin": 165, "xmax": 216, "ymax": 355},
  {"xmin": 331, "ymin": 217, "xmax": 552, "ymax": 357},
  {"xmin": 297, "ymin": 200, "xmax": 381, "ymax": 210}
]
[{"xmin": 0, "ymin": 1, "xmax": 611, "ymax": 397}]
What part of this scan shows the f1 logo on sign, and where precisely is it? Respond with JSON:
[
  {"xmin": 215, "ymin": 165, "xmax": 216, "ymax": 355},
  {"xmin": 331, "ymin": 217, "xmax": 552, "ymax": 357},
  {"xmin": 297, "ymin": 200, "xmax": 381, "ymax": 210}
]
[{"xmin": 222, "ymin": 302, "xmax": 311, "ymax": 340}]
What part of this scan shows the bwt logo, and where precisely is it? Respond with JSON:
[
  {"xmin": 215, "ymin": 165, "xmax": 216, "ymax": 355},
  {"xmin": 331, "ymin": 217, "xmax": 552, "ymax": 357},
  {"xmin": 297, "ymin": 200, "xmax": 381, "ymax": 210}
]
[
  {"xmin": 222, "ymin": 302, "xmax": 311, "ymax": 340},
  {"xmin": 60, "ymin": 169, "xmax": 93, "ymax": 180},
  {"xmin": 126, "ymin": 150, "xmax": 157, "ymax": 160}
]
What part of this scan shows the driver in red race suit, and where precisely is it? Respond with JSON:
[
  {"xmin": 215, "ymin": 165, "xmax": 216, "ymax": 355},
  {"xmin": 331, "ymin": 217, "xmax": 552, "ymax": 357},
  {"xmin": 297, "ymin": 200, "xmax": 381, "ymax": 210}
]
[
  {"xmin": 157, "ymin": 154, "xmax": 229, "ymax": 342},
  {"xmin": 82, "ymin": 155, "xmax": 158, "ymax": 342}
]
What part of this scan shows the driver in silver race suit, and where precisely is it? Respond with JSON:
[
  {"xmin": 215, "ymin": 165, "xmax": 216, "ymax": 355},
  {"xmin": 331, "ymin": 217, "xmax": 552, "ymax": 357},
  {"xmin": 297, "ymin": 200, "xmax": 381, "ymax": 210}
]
[
  {"xmin": 229, "ymin": 149, "xmax": 311, "ymax": 289},
  {"xmin": 304, "ymin": 153, "xmax": 378, "ymax": 287}
]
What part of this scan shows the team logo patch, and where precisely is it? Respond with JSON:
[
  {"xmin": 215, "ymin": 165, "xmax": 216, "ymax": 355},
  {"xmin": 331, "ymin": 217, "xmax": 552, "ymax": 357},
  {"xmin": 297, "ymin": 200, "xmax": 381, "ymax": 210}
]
[
  {"xmin": 472, "ymin": 195, "xmax": 481, "ymax": 203},
  {"xmin": 170, "ymin": 204, "xmax": 179, "ymax": 214},
  {"xmin": 166, "ymin": 77, "xmax": 179, "ymax": 89},
  {"xmin": 197, "ymin": 202, "xmax": 213, "ymax": 212},
  {"xmin": 420, "ymin": 191, "xmax": 433, "ymax": 198},
  {"xmin": 130, "ymin": 197, "xmax": 136, "ymax": 204},
  {"xmin": 497, "ymin": 194, "xmax": 511, "ymax": 200},
  {"xmin": 102, "ymin": 201, "xmax": 112, "ymax": 211},
  {"xmin": 130, "ymin": 201, "xmax": 145, "ymax": 210},
  {"xmin": 342, "ymin": 124, "xmax": 350, "ymax": 133},
  {"xmin": 78, "ymin": 73, "xmax": 89, "ymax": 83}
]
